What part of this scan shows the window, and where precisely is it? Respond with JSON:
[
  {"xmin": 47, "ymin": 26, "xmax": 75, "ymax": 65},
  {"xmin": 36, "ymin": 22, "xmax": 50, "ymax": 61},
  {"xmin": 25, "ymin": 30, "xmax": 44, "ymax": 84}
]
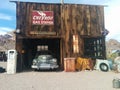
[
  {"xmin": 84, "ymin": 37, "xmax": 106, "ymax": 59},
  {"xmin": 37, "ymin": 45, "xmax": 48, "ymax": 51}
]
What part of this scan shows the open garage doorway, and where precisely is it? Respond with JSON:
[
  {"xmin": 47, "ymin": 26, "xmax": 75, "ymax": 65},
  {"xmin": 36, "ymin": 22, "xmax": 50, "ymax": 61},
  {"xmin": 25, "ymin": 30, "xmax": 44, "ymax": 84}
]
[{"xmin": 22, "ymin": 38, "xmax": 61, "ymax": 70}]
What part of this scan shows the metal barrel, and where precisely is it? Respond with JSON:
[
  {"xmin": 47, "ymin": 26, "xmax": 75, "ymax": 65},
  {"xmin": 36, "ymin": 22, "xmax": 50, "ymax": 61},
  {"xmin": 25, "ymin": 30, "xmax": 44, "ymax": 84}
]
[{"xmin": 113, "ymin": 78, "xmax": 120, "ymax": 88}]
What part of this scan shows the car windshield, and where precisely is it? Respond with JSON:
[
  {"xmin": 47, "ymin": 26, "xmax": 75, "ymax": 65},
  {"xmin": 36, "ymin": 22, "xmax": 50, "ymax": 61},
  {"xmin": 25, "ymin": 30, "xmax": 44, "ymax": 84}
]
[
  {"xmin": 34, "ymin": 50, "xmax": 54, "ymax": 62},
  {"xmin": 37, "ymin": 55, "xmax": 52, "ymax": 60}
]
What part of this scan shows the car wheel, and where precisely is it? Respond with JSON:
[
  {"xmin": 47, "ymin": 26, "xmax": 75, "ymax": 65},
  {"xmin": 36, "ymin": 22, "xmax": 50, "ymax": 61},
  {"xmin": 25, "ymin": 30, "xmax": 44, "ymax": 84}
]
[
  {"xmin": 99, "ymin": 63, "xmax": 109, "ymax": 72},
  {"xmin": 32, "ymin": 69, "xmax": 38, "ymax": 71},
  {"xmin": 54, "ymin": 68, "xmax": 59, "ymax": 72}
]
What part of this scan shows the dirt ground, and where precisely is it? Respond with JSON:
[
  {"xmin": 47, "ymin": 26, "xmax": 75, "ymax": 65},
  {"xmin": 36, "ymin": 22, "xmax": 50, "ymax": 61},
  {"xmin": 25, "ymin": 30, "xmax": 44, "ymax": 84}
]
[{"xmin": 0, "ymin": 61, "xmax": 120, "ymax": 90}]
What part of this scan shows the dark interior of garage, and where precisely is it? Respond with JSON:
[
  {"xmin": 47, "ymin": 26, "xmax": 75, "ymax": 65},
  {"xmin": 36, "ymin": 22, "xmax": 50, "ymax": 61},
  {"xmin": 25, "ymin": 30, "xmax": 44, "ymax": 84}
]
[{"xmin": 22, "ymin": 38, "xmax": 61, "ymax": 70}]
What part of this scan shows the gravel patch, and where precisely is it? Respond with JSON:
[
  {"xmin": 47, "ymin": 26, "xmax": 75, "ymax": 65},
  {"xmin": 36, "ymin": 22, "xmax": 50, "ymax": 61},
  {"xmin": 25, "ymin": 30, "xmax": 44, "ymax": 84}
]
[{"xmin": 0, "ymin": 61, "xmax": 120, "ymax": 90}]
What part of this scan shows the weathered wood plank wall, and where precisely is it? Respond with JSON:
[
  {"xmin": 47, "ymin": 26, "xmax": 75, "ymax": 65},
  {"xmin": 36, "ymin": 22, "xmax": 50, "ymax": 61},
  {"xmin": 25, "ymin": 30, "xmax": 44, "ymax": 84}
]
[
  {"xmin": 17, "ymin": 2, "xmax": 61, "ymax": 38},
  {"xmin": 16, "ymin": 2, "xmax": 105, "ymax": 58},
  {"xmin": 60, "ymin": 4, "xmax": 104, "ymax": 57},
  {"xmin": 16, "ymin": 2, "xmax": 104, "ymax": 37}
]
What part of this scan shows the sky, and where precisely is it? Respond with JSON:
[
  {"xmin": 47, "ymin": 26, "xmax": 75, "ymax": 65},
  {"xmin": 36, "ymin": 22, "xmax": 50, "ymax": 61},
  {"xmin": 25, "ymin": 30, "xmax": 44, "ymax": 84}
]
[{"xmin": 0, "ymin": 0, "xmax": 120, "ymax": 41}]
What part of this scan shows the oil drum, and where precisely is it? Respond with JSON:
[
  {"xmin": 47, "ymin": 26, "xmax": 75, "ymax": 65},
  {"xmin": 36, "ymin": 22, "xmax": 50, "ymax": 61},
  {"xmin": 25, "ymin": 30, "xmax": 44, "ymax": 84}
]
[{"xmin": 113, "ymin": 78, "xmax": 120, "ymax": 88}]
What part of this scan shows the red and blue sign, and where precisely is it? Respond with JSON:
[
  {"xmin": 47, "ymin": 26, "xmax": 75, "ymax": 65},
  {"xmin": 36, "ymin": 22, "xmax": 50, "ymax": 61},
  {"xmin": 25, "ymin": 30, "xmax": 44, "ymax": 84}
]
[{"xmin": 32, "ymin": 11, "xmax": 54, "ymax": 25}]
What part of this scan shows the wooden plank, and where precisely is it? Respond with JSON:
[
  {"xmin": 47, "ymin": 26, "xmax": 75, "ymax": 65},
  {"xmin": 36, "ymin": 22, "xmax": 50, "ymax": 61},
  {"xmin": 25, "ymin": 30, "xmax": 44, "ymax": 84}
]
[
  {"xmin": 16, "ymin": 39, "xmax": 23, "ymax": 53},
  {"xmin": 80, "ymin": 5, "xmax": 85, "ymax": 35},
  {"xmin": 71, "ymin": 5, "xmax": 77, "ymax": 34},
  {"xmin": 61, "ymin": 5, "xmax": 65, "ymax": 37},
  {"xmin": 16, "ymin": 2, "xmax": 20, "ymax": 30},
  {"xmin": 76, "ymin": 5, "xmax": 83, "ymax": 35},
  {"xmin": 64, "ymin": 5, "xmax": 70, "ymax": 57},
  {"xmin": 96, "ymin": 7, "xmax": 100, "ymax": 35},
  {"xmin": 90, "ymin": 6, "xmax": 97, "ymax": 36},
  {"xmin": 25, "ymin": 3, "xmax": 30, "ymax": 36},
  {"xmin": 86, "ymin": 6, "xmax": 91, "ymax": 35},
  {"xmin": 98, "ymin": 6, "xmax": 105, "ymax": 35},
  {"xmin": 78, "ymin": 36, "xmax": 84, "ymax": 57}
]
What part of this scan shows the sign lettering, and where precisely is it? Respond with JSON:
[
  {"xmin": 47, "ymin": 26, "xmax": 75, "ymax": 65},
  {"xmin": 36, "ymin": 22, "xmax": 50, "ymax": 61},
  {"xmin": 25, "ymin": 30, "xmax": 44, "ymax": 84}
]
[{"xmin": 32, "ymin": 11, "xmax": 54, "ymax": 25}]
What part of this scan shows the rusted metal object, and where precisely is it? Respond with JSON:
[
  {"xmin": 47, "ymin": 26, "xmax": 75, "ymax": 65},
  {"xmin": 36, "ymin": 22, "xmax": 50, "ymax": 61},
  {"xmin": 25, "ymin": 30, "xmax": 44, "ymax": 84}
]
[{"xmin": 113, "ymin": 78, "xmax": 120, "ymax": 88}]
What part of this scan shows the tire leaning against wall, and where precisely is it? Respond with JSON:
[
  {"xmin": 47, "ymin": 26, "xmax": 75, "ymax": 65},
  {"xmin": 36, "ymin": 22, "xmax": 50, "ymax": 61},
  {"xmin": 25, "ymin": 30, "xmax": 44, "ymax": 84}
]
[{"xmin": 99, "ymin": 63, "xmax": 109, "ymax": 72}]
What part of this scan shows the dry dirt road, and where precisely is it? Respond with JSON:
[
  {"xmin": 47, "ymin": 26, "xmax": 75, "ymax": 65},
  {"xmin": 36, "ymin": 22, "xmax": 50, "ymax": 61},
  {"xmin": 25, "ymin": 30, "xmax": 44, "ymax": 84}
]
[{"xmin": 0, "ymin": 62, "xmax": 120, "ymax": 90}]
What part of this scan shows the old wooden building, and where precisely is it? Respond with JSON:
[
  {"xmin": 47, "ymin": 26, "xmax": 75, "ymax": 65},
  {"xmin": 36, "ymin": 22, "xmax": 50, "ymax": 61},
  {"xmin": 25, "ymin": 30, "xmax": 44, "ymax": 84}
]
[{"xmin": 13, "ymin": 1, "xmax": 106, "ymax": 71}]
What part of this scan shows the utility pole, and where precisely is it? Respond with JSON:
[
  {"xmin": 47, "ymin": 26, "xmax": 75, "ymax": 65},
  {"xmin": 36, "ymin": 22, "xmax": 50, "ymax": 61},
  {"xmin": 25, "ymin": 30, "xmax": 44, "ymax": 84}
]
[{"xmin": 61, "ymin": 0, "xmax": 64, "ymax": 4}]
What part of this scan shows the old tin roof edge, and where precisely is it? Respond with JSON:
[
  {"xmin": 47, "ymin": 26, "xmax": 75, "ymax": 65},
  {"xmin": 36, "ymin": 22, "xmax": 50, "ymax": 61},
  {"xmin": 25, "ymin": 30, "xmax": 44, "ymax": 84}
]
[{"xmin": 10, "ymin": 0, "xmax": 108, "ymax": 7}]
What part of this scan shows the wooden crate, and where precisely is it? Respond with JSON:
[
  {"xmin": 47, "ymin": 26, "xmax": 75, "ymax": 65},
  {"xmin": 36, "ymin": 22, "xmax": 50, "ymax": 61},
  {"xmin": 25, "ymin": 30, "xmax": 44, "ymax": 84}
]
[{"xmin": 64, "ymin": 58, "xmax": 76, "ymax": 72}]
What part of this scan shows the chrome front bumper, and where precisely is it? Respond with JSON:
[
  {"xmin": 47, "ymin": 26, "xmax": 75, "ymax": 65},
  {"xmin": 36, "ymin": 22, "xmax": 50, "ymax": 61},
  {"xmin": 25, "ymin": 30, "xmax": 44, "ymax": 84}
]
[{"xmin": 31, "ymin": 64, "xmax": 59, "ymax": 69}]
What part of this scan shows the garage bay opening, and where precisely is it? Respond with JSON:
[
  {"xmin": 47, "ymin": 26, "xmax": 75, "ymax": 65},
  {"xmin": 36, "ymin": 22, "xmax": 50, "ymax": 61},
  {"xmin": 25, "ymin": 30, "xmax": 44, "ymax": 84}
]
[{"xmin": 22, "ymin": 38, "xmax": 61, "ymax": 71}]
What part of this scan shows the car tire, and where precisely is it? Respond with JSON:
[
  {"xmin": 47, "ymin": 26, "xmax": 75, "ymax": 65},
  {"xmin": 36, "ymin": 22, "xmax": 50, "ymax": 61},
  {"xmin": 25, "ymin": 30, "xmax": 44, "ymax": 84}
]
[
  {"xmin": 99, "ymin": 63, "xmax": 109, "ymax": 72},
  {"xmin": 33, "ymin": 69, "xmax": 38, "ymax": 71},
  {"xmin": 0, "ymin": 67, "xmax": 5, "ymax": 73},
  {"xmin": 55, "ymin": 68, "xmax": 60, "ymax": 72}
]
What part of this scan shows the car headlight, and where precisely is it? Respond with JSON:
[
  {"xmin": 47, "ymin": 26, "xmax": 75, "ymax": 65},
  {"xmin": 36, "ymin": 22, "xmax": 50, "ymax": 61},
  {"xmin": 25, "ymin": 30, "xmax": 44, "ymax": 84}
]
[
  {"xmin": 42, "ymin": 56, "xmax": 47, "ymax": 59},
  {"xmin": 52, "ymin": 59, "xmax": 57, "ymax": 63},
  {"xmin": 33, "ymin": 59, "xmax": 37, "ymax": 65}
]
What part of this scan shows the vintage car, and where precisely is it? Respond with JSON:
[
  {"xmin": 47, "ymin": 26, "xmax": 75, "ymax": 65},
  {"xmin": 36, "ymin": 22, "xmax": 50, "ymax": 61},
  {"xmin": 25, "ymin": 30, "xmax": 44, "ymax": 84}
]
[{"xmin": 31, "ymin": 50, "xmax": 59, "ymax": 70}]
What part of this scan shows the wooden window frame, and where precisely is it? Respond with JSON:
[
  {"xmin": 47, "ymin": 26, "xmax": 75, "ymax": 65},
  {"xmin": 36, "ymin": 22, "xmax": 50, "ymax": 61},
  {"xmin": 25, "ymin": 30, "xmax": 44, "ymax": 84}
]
[{"xmin": 83, "ymin": 37, "xmax": 106, "ymax": 59}]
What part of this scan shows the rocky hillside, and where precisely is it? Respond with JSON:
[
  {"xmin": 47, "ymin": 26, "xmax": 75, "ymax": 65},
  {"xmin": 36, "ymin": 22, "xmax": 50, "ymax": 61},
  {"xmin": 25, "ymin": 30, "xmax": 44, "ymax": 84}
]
[
  {"xmin": 0, "ymin": 32, "xmax": 15, "ymax": 51},
  {"xmin": 106, "ymin": 39, "xmax": 120, "ymax": 50},
  {"xmin": 106, "ymin": 39, "xmax": 120, "ymax": 59},
  {"xmin": 106, "ymin": 39, "xmax": 120, "ymax": 53}
]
